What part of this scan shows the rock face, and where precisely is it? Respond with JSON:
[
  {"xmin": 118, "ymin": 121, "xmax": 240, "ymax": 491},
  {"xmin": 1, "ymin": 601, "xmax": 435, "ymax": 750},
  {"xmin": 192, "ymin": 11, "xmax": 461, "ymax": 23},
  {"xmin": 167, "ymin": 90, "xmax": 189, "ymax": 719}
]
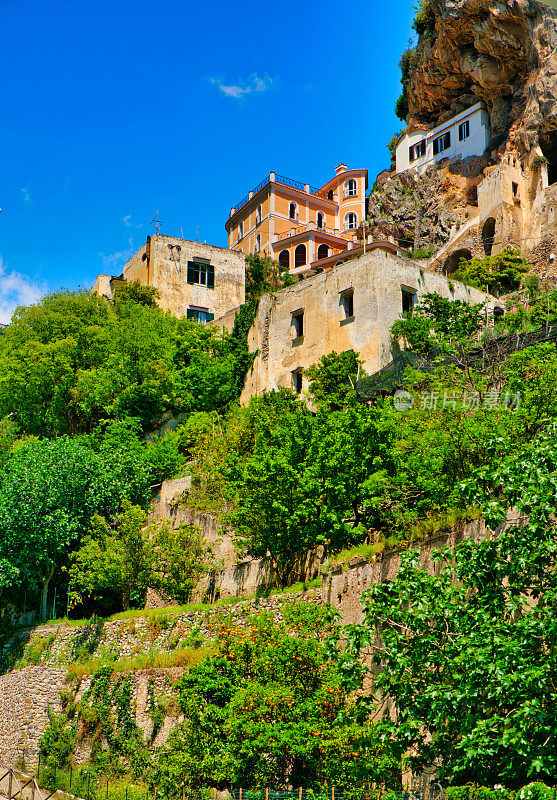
[
  {"xmin": 407, "ymin": 0, "xmax": 557, "ymax": 159},
  {"xmin": 368, "ymin": 157, "xmax": 486, "ymax": 250}
]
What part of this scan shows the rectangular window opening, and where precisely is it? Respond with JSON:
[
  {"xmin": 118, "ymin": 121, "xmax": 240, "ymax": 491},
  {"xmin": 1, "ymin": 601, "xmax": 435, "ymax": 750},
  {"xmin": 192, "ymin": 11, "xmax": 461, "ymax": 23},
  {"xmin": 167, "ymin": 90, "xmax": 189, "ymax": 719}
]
[
  {"xmin": 459, "ymin": 120, "xmax": 470, "ymax": 141},
  {"xmin": 292, "ymin": 310, "xmax": 304, "ymax": 338},
  {"xmin": 433, "ymin": 131, "xmax": 451, "ymax": 155},
  {"xmin": 402, "ymin": 288, "xmax": 417, "ymax": 315},
  {"xmin": 187, "ymin": 261, "xmax": 215, "ymax": 289},
  {"xmin": 341, "ymin": 289, "xmax": 354, "ymax": 320},
  {"xmin": 292, "ymin": 369, "xmax": 303, "ymax": 394},
  {"xmin": 186, "ymin": 307, "xmax": 215, "ymax": 324},
  {"xmin": 512, "ymin": 181, "xmax": 519, "ymax": 198}
]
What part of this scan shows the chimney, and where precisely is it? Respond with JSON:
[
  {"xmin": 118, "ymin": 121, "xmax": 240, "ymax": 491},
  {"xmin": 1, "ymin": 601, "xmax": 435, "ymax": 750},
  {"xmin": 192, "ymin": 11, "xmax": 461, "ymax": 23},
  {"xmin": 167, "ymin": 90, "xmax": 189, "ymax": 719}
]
[{"xmin": 335, "ymin": 164, "xmax": 348, "ymax": 175}]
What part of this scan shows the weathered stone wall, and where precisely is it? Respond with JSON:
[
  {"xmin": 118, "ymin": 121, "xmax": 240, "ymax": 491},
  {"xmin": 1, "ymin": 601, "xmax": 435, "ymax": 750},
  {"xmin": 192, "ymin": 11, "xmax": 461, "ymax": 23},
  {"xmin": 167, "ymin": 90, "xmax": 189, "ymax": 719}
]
[
  {"xmin": 0, "ymin": 666, "xmax": 66, "ymax": 768},
  {"xmin": 238, "ymin": 250, "xmax": 497, "ymax": 402}
]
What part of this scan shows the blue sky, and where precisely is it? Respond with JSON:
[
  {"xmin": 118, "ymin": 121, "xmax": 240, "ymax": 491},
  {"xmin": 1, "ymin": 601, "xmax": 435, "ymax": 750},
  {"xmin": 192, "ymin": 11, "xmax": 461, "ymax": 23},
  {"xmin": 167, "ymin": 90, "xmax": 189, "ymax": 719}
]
[{"xmin": 0, "ymin": 0, "xmax": 416, "ymax": 323}]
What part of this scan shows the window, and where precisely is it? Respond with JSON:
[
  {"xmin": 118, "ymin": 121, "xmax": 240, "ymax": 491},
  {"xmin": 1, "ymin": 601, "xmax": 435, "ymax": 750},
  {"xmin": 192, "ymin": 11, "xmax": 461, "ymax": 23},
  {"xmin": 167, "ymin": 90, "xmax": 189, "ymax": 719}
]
[
  {"xmin": 433, "ymin": 132, "xmax": 451, "ymax": 155},
  {"xmin": 327, "ymin": 189, "xmax": 334, "ymax": 201},
  {"xmin": 512, "ymin": 181, "xmax": 519, "ymax": 199},
  {"xmin": 238, "ymin": 221, "xmax": 244, "ymax": 240},
  {"xmin": 344, "ymin": 212, "xmax": 358, "ymax": 230},
  {"xmin": 279, "ymin": 249, "xmax": 290, "ymax": 270},
  {"xmin": 317, "ymin": 243, "xmax": 329, "ymax": 260},
  {"xmin": 187, "ymin": 260, "xmax": 215, "ymax": 288},
  {"xmin": 459, "ymin": 120, "xmax": 470, "ymax": 141},
  {"xmin": 341, "ymin": 289, "xmax": 354, "ymax": 320},
  {"xmin": 186, "ymin": 307, "xmax": 214, "ymax": 324},
  {"xmin": 317, "ymin": 212, "xmax": 324, "ymax": 229},
  {"xmin": 292, "ymin": 310, "xmax": 304, "ymax": 339},
  {"xmin": 344, "ymin": 178, "xmax": 357, "ymax": 198},
  {"xmin": 409, "ymin": 140, "xmax": 426, "ymax": 162},
  {"xmin": 295, "ymin": 244, "xmax": 307, "ymax": 269},
  {"xmin": 292, "ymin": 369, "xmax": 303, "ymax": 394},
  {"xmin": 401, "ymin": 288, "xmax": 416, "ymax": 315},
  {"xmin": 289, "ymin": 202, "xmax": 298, "ymax": 220},
  {"xmin": 255, "ymin": 234, "xmax": 261, "ymax": 252},
  {"xmin": 256, "ymin": 204, "xmax": 262, "ymax": 225}
]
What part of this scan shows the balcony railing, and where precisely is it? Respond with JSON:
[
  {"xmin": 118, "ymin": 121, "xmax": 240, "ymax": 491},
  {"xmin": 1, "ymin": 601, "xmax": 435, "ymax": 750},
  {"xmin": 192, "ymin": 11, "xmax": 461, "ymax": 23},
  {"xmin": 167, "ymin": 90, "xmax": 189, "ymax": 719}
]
[{"xmin": 233, "ymin": 173, "xmax": 322, "ymax": 215}]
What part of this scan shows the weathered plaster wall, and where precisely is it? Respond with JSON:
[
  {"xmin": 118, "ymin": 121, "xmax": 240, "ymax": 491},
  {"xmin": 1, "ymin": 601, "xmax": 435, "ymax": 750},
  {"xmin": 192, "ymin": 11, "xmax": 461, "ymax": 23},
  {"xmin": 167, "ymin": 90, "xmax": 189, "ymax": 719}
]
[{"xmin": 238, "ymin": 251, "xmax": 496, "ymax": 401}]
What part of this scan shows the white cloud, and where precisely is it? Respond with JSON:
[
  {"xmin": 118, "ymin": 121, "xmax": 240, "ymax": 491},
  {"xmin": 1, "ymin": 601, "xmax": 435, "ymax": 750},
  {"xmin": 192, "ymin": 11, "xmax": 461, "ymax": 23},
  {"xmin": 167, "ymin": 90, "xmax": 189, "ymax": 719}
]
[
  {"xmin": 210, "ymin": 73, "xmax": 274, "ymax": 99},
  {"xmin": 20, "ymin": 187, "xmax": 31, "ymax": 204},
  {"xmin": 0, "ymin": 256, "xmax": 45, "ymax": 325},
  {"xmin": 123, "ymin": 214, "xmax": 132, "ymax": 227}
]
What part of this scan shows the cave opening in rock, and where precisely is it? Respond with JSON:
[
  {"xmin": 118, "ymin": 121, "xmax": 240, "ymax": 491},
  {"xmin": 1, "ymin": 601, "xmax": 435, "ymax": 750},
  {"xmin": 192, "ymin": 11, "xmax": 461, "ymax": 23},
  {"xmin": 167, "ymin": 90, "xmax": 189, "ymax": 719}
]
[
  {"xmin": 443, "ymin": 248, "xmax": 472, "ymax": 275},
  {"xmin": 540, "ymin": 132, "xmax": 557, "ymax": 186},
  {"xmin": 482, "ymin": 217, "xmax": 496, "ymax": 256}
]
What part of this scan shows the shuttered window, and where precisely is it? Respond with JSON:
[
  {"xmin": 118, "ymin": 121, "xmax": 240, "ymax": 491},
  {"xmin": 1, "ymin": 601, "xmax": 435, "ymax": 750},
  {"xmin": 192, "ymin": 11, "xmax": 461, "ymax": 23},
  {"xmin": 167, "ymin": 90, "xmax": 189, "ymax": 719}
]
[
  {"xmin": 186, "ymin": 308, "xmax": 215, "ymax": 323},
  {"xmin": 187, "ymin": 261, "xmax": 215, "ymax": 288}
]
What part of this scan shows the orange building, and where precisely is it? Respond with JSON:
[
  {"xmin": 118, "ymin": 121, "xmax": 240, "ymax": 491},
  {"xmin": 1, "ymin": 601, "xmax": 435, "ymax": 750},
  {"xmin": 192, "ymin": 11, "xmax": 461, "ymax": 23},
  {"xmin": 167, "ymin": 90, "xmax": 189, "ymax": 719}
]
[{"xmin": 225, "ymin": 165, "xmax": 368, "ymax": 274}]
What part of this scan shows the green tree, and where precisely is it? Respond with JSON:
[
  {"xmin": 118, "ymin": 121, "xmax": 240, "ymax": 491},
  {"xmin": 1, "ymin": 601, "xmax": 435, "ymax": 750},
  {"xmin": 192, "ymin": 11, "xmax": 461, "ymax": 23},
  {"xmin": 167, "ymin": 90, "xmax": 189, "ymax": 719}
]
[
  {"xmin": 344, "ymin": 424, "xmax": 557, "ymax": 786},
  {"xmin": 153, "ymin": 605, "xmax": 395, "ymax": 793},
  {"xmin": 305, "ymin": 350, "xmax": 362, "ymax": 411},
  {"xmin": 150, "ymin": 522, "xmax": 215, "ymax": 604},
  {"xmin": 453, "ymin": 248, "xmax": 529, "ymax": 296},
  {"xmin": 245, "ymin": 253, "xmax": 294, "ymax": 301}
]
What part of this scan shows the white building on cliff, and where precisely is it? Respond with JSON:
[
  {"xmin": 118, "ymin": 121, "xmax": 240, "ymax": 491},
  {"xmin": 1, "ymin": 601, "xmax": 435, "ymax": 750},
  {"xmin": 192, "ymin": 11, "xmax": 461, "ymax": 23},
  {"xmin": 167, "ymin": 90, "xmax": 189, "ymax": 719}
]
[{"xmin": 396, "ymin": 102, "xmax": 490, "ymax": 175}]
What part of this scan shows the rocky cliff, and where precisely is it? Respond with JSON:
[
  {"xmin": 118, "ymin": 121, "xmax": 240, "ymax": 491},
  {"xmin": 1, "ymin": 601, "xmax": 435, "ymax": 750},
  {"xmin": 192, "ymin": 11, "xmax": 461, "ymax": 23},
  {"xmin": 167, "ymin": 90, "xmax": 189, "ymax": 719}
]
[{"xmin": 407, "ymin": 0, "xmax": 557, "ymax": 161}]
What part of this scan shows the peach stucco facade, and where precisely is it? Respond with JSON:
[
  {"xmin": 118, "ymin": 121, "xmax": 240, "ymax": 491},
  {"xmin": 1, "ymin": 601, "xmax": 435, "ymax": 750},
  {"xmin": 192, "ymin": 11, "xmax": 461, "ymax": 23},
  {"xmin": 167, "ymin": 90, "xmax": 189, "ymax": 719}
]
[{"xmin": 225, "ymin": 165, "xmax": 368, "ymax": 275}]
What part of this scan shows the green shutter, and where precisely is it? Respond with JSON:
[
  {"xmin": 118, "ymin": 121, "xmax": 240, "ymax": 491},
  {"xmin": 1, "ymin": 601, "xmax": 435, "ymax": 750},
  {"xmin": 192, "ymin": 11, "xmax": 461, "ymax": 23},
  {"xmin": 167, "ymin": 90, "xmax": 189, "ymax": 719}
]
[
  {"xmin": 187, "ymin": 262, "xmax": 196, "ymax": 284},
  {"xmin": 206, "ymin": 312, "xmax": 214, "ymax": 322},
  {"xmin": 207, "ymin": 264, "xmax": 215, "ymax": 289},
  {"xmin": 186, "ymin": 309, "xmax": 196, "ymax": 320}
]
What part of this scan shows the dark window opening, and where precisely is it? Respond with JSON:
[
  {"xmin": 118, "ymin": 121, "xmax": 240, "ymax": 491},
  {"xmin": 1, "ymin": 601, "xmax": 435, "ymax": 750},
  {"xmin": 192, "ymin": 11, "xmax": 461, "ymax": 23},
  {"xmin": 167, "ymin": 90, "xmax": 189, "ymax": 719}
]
[
  {"xmin": 279, "ymin": 249, "xmax": 290, "ymax": 271},
  {"xmin": 410, "ymin": 140, "xmax": 426, "ymax": 161},
  {"xmin": 459, "ymin": 120, "xmax": 470, "ymax": 141},
  {"xmin": 402, "ymin": 289, "xmax": 416, "ymax": 315},
  {"xmin": 187, "ymin": 261, "xmax": 215, "ymax": 288},
  {"xmin": 317, "ymin": 244, "xmax": 329, "ymax": 260},
  {"xmin": 317, "ymin": 213, "xmax": 324, "ymax": 229},
  {"xmin": 289, "ymin": 203, "xmax": 298, "ymax": 220},
  {"xmin": 295, "ymin": 244, "xmax": 307, "ymax": 269},
  {"xmin": 292, "ymin": 370, "xmax": 303, "ymax": 394},
  {"xmin": 482, "ymin": 217, "xmax": 496, "ymax": 256},
  {"xmin": 292, "ymin": 311, "xmax": 304, "ymax": 338},
  {"xmin": 539, "ymin": 132, "xmax": 557, "ymax": 186},
  {"xmin": 493, "ymin": 306, "xmax": 504, "ymax": 320},
  {"xmin": 341, "ymin": 290, "xmax": 354, "ymax": 319},
  {"xmin": 433, "ymin": 132, "xmax": 451, "ymax": 156},
  {"xmin": 327, "ymin": 189, "xmax": 334, "ymax": 201},
  {"xmin": 187, "ymin": 307, "xmax": 214, "ymax": 324},
  {"xmin": 512, "ymin": 181, "xmax": 519, "ymax": 198}
]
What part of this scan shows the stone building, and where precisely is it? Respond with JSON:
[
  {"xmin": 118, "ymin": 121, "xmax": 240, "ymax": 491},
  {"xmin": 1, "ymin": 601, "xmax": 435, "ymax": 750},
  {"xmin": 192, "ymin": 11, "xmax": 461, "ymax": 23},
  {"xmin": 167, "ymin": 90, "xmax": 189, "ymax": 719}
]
[
  {"xmin": 93, "ymin": 234, "xmax": 245, "ymax": 322},
  {"xmin": 213, "ymin": 249, "xmax": 497, "ymax": 402},
  {"xmin": 225, "ymin": 165, "xmax": 370, "ymax": 274}
]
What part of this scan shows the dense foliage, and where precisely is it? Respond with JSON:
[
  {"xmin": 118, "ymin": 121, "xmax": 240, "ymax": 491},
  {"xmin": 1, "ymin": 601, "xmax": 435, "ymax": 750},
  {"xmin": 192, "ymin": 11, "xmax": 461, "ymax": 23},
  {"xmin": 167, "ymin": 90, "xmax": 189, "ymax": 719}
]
[
  {"xmin": 453, "ymin": 249, "xmax": 529, "ymax": 296},
  {"xmin": 153, "ymin": 604, "xmax": 397, "ymax": 793}
]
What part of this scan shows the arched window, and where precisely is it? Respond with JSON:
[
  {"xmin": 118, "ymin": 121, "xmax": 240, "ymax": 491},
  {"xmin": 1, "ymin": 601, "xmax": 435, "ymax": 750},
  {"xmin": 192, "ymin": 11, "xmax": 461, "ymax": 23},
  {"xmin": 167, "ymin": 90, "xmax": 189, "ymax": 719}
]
[
  {"xmin": 482, "ymin": 217, "xmax": 496, "ymax": 256},
  {"xmin": 256, "ymin": 204, "xmax": 262, "ymax": 225},
  {"xmin": 255, "ymin": 234, "xmax": 261, "ymax": 253},
  {"xmin": 344, "ymin": 212, "xmax": 358, "ymax": 230},
  {"xmin": 289, "ymin": 202, "xmax": 298, "ymax": 221},
  {"xmin": 295, "ymin": 244, "xmax": 307, "ymax": 269},
  {"xmin": 344, "ymin": 178, "xmax": 357, "ymax": 198},
  {"xmin": 317, "ymin": 244, "xmax": 329, "ymax": 260},
  {"xmin": 317, "ymin": 212, "xmax": 324, "ymax": 229},
  {"xmin": 279, "ymin": 250, "xmax": 290, "ymax": 271},
  {"xmin": 327, "ymin": 189, "xmax": 334, "ymax": 201}
]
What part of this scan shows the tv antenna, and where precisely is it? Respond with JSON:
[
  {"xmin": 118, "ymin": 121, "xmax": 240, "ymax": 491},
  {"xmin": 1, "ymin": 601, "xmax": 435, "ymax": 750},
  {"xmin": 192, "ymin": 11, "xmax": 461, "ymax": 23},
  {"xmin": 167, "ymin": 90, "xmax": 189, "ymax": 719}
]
[{"xmin": 151, "ymin": 209, "xmax": 162, "ymax": 233}]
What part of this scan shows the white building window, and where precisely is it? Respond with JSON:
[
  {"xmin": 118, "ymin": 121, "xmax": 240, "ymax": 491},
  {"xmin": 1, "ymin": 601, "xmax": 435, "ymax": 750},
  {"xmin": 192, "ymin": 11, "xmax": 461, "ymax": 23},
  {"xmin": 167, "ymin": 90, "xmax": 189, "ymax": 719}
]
[
  {"xmin": 459, "ymin": 121, "xmax": 470, "ymax": 141},
  {"xmin": 409, "ymin": 140, "xmax": 426, "ymax": 162},
  {"xmin": 433, "ymin": 132, "xmax": 451, "ymax": 155},
  {"xmin": 289, "ymin": 202, "xmax": 298, "ymax": 221},
  {"xmin": 344, "ymin": 178, "xmax": 357, "ymax": 198},
  {"xmin": 344, "ymin": 212, "xmax": 358, "ymax": 230}
]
